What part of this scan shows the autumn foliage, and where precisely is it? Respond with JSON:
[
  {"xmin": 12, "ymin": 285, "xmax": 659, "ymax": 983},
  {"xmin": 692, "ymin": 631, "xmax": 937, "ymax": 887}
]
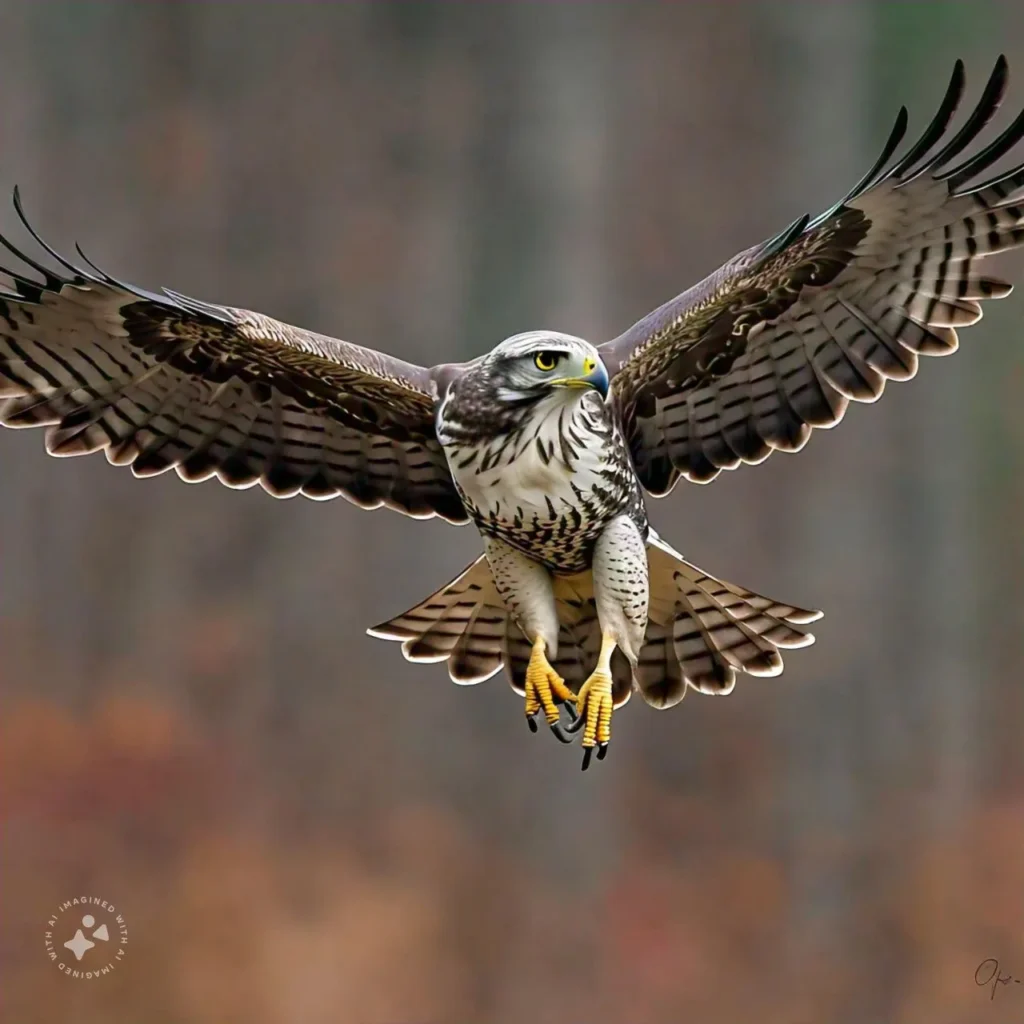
[{"xmin": 2, "ymin": 689, "xmax": 1021, "ymax": 1024}]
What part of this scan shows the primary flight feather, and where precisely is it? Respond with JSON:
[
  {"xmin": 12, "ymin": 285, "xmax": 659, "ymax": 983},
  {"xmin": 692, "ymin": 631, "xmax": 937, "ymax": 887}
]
[{"xmin": 2, "ymin": 58, "xmax": 1021, "ymax": 769}]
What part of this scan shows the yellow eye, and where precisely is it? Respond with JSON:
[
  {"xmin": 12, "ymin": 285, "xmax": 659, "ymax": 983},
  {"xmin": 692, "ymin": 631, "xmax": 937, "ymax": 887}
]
[{"xmin": 534, "ymin": 351, "xmax": 559, "ymax": 372}]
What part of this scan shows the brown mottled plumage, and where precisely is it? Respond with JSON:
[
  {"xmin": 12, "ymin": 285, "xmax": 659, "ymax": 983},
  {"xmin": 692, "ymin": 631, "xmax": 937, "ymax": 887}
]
[
  {"xmin": 604, "ymin": 57, "xmax": 1024, "ymax": 494},
  {"xmin": 0, "ymin": 197, "xmax": 466, "ymax": 521}
]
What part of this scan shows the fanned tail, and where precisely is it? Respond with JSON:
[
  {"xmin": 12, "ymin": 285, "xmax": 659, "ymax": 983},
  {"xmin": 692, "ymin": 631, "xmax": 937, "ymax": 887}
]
[
  {"xmin": 638, "ymin": 535, "xmax": 820, "ymax": 709},
  {"xmin": 368, "ymin": 558, "xmax": 634, "ymax": 706},
  {"xmin": 369, "ymin": 537, "xmax": 820, "ymax": 711}
]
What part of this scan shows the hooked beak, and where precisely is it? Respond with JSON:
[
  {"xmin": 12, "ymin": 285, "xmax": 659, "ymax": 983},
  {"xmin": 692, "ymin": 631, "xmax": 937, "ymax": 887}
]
[{"xmin": 550, "ymin": 357, "xmax": 609, "ymax": 398}]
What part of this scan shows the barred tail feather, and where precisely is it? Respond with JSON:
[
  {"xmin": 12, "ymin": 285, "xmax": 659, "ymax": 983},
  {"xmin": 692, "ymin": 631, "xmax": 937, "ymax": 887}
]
[
  {"xmin": 370, "ymin": 539, "xmax": 818, "ymax": 711},
  {"xmin": 367, "ymin": 556, "xmax": 506, "ymax": 684},
  {"xmin": 370, "ymin": 561, "xmax": 634, "ymax": 706},
  {"xmin": 639, "ymin": 536, "xmax": 820, "ymax": 709}
]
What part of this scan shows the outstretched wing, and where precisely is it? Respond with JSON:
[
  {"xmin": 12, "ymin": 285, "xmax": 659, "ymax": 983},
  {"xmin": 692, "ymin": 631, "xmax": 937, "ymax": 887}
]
[
  {"xmin": 602, "ymin": 57, "xmax": 1024, "ymax": 494},
  {"xmin": 0, "ymin": 190, "xmax": 468, "ymax": 523}
]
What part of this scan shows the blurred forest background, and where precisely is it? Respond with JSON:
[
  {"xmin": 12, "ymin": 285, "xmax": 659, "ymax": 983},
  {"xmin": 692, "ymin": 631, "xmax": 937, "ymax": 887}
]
[{"xmin": 1, "ymin": 3, "xmax": 1023, "ymax": 1023}]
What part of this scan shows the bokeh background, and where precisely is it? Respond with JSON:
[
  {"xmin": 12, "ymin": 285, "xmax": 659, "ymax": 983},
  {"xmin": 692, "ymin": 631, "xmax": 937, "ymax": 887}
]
[{"xmin": 1, "ymin": 3, "xmax": 1023, "ymax": 1023}]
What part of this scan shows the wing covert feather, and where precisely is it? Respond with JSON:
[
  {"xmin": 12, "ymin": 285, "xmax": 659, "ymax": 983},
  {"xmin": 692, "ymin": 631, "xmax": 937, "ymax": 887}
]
[
  {"xmin": 0, "ymin": 191, "xmax": 468, "ymax": 523},
  {"xmin": 603, "ymin": 57, "xmax": 1024, "ymax": 494}
]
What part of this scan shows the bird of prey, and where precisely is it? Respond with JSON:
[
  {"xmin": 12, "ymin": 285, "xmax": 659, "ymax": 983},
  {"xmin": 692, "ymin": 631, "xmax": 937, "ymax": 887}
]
[{"xmin": 1, "ymin": 59, "xmax": 1022, "ymax": 769}]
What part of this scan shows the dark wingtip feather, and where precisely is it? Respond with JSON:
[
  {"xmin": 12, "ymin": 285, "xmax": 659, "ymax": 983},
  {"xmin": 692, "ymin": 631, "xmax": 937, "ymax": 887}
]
[
  {"xmin": 890, "ymin": 59, "xmax": 966, "ymax": 180},
  {"xmin": 7, "ymin": 186, "xmax": 179, "ymax": 310},
  {"xmin": 945, "ymin": 102, "xmax": 1024, "ymax": 192},
  {"xmin": 856, "ymin": 105, "xmax": 910, "ymax": 197},
  {"xmin": 811, "ymin": 105, "xmax": 910, "ymax": 229},
  {"xmin": 11, "ymin": 185, "xmax": 93, "ymax": 282},
  {"xmin": 927, "ymin": 54, "xmax": 1010, "ymax": 176},
  {"xmin": 0, "ymin": 186, "xmax": 67, "ymax": 291},
  {"xmin": 72, "ymin": 241, "xmax": 170, "ymax": 306}
]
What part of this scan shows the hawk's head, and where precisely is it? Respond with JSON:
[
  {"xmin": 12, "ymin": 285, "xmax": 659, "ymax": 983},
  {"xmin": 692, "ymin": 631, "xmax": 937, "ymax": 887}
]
[
  {"xmin": 484, "ymin": 331, "xmax": 609, "ymax": 403},
  {"xmin": 437, "ymin": 332, "xmax": 609, "ymax": 441}
]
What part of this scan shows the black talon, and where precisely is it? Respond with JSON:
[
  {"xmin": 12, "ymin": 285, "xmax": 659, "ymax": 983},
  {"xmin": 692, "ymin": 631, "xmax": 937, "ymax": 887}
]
[
  {"xmin": 565, "ymin": 711, "xmax": 586, "ymax": 734},
  {"xmin": 581, "ymin": 746, "xmax": 594, "ymax": 771},
  {"xmin": 526, "ymin": 715, "xmax": 538, "ymax": 733},
  {"xmin": 550, "ymin": 721, "xmax": 573, "ymax": 744},
  {"xmin": 596, "ymin": 744, "xmax": 608, "ymax": 761}
]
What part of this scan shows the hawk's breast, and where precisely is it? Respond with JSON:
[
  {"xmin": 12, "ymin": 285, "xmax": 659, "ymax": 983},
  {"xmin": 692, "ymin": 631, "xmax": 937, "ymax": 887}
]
[{"xmin": 441, "ymin": 390, "xmax": 646, "ymax": 574}]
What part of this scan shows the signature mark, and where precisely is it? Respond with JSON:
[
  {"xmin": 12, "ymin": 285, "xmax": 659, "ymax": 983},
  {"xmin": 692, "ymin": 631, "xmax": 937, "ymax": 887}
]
[{"xmin": 976, "ymin": 958, "xmax": 1023, "ymax": 1002}]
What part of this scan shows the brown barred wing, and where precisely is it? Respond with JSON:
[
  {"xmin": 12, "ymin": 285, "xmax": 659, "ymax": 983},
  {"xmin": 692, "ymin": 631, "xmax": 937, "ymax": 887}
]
[
  {"xmin": 602, "ymin": 57, "xmax": 1024, "ymax": 495},
  {"xmin": 0, "ymin": 191, "xmax": 468, "ymax": 523}
]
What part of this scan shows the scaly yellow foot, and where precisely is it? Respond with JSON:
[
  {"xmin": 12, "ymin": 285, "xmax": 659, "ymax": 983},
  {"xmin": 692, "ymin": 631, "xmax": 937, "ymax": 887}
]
[
  {"xmin": 524, "ymin": 636, "xmax": 577, "ymax": 743},
  {"xmin": 567, "ymin": 632, "xmax": 617, "ymax": 770}
]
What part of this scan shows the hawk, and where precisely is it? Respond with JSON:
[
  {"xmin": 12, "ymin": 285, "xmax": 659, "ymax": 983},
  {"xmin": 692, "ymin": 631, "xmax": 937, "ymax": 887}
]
[{"xmin": 1, "ymin": 59, "xmax": 1022, "ymax": 769}]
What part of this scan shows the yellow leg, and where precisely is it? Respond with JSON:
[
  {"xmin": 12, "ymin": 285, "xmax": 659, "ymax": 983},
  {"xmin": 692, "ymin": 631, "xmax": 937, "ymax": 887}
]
[
  {"xmin": 524, "ymin": 636, "xmax": 577, "ymax": 743},
  {"xmin": 569, "ymin": 632, "xmax": 616, "ymax": 770}
]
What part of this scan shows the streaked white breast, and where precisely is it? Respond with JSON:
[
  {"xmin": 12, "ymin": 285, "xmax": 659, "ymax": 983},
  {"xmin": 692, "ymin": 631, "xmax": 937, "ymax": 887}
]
[{"xmin": 450, "ymin": 391, "xmax": 607, "ymax": 519}]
